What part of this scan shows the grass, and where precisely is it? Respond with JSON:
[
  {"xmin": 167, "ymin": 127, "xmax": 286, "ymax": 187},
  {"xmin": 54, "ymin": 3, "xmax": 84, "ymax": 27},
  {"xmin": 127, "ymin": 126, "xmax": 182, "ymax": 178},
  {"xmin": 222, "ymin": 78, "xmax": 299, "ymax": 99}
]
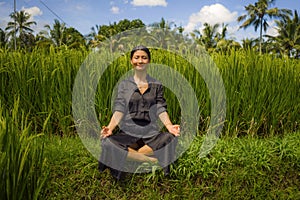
[
  {"xmin": 0, "ymin": 47, "xmax": 299, "ymax": 137},
  {"xmin": 0, "ymin": 100, "xmax": 48, "ymax": 200},
  {"xmin": 0, "ymin": 46, "xmax": 299, "ymax": 199},
  {"xmin": 39, "ymin": 132, "xmax": 300, "ymax": 199}
]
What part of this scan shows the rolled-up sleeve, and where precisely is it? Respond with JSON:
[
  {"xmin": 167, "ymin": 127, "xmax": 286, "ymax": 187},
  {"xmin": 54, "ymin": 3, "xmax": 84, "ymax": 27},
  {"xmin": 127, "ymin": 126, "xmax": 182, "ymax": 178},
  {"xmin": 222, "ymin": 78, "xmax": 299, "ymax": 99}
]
[
  {"xmin": 156, "ymin": 84, "xmax": 167, "ymax": 116},
  {"xmin": 113, "ymin": 81, "xmax": 126, "ymax": 113}
]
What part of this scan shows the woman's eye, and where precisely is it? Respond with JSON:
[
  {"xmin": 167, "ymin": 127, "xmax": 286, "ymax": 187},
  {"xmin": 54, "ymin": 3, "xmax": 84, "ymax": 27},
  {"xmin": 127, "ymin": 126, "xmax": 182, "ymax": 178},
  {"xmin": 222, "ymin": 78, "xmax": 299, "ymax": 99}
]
[{"xmin": 133, "ymin": 56, "xmax": 148, "ymax": 60}]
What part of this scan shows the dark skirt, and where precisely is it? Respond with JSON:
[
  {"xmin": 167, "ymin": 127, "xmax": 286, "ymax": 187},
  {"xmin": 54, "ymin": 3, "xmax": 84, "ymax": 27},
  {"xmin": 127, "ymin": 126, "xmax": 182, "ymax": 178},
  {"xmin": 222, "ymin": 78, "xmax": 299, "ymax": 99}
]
[{"xmin": 98, "ymin": 130, "xmax": 178, "ymax": 180}]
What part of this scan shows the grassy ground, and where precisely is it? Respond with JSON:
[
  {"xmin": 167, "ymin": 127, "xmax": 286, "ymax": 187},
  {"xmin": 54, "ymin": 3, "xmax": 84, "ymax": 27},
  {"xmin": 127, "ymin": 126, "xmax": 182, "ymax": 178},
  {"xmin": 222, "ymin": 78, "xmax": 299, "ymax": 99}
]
[{"xmin": 39, "ymin": 132, "xmax": 300, "ymax": 200}]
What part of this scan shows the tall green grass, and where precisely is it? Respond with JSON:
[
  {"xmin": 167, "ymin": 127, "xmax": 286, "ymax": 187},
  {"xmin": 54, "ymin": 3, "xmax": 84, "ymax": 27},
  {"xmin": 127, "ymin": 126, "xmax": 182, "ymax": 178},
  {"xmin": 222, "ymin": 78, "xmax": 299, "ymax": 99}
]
[
  {"xmin": 0, "ymin": 46, "xmax": 298, "ymax": 198},
  {"xmin": 0, "ymin": 99, "xmax": 48, "ymax": 200},
  {"xmin": 40, "ymin": 132, "xmax": 300, "ymax": 199},
  {"xmin": 0, "ymin": 47, "xmax": 299, "ymax": 136},
  {"xmin": 0, "ymin": 47, "xmax": 87, "ymax": 135},
  {"xmin": 214, "ymin": 50, "xmax": 300, "ymax": 136}
]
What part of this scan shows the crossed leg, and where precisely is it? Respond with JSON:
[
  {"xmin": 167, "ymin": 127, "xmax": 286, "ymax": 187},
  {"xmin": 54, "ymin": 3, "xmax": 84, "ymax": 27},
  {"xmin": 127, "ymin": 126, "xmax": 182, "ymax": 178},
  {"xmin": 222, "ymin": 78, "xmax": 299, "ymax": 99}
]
[{"xmin": 127, "ymin": 145, "xmax": 157, "ymax": 163}]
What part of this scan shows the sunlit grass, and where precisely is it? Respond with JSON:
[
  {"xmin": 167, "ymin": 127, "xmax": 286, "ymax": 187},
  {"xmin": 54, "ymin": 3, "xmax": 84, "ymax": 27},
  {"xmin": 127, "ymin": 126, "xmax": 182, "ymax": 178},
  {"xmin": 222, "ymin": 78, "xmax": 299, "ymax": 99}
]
[
  {"xmin": 0, "ymin": 99, "xmax": 48, "ymax": 200},
  {"xmin": 0, "ymin": 45, "xmax": 299, "ymax": 198},
  {"xmin": 39, "ymin": 131, "xmax": 300, "ymax": 199},
  {"xmin": 0, "ymin": 47, "xmax": 298, "ymax": 137}
]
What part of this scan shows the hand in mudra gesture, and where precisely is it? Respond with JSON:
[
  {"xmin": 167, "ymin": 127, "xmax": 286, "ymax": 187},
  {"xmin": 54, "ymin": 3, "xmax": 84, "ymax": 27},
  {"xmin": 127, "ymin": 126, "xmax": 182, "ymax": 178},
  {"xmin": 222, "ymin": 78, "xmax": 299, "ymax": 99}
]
[
  {"xmin": 166, "ymin": 124, "xmax": 180, "ymax": 137},
  {"xmin": 100, "ymin": 126, "xmax": 113, "ymax": 138}
]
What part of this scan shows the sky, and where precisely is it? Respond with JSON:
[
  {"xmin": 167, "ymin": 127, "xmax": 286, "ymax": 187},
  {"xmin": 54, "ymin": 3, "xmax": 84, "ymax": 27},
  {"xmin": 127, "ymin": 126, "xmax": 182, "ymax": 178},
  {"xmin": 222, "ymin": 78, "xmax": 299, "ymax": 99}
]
[{"xmin": 0, "ymin": 0, "xmax": 299, "ymax": 41}]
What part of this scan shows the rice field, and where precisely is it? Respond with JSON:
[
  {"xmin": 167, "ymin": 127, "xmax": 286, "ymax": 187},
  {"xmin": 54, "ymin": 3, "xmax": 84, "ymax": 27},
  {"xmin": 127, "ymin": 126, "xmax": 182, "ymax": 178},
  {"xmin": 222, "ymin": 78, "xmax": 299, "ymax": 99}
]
[
  {"xmin": 0, "ymin": 47, "xmax": 299, "ymax": 136},
  {"xmin": 0, "ymin": 46, "xmax": 299, "ymax": 199}
]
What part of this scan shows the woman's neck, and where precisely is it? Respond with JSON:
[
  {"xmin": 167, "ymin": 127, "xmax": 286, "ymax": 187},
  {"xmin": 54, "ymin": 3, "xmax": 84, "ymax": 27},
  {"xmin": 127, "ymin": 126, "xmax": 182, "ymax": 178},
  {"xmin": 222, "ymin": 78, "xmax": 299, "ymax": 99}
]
[{"xmin": 134, "ymin": 71, "xmax": 147, "ymax": 83}]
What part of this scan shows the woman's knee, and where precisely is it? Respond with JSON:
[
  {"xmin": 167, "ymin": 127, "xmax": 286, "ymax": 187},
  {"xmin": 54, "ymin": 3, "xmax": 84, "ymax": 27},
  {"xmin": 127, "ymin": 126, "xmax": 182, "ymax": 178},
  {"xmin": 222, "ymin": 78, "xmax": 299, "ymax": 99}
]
[
  {"xmin": 152, "ymin": 132, "xmax": 176, "ymax": 150},
  {"xmin": 163, "ymin": 132, "xmax": 176, "ymax": 143}
]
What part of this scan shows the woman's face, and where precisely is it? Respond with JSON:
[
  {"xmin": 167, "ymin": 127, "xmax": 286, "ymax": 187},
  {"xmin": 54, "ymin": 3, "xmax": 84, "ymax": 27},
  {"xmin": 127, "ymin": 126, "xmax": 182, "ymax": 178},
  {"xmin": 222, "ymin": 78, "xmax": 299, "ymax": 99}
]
[{"xmin": 130, "ymin": 50, "xmax": 150, "ymax": 71}]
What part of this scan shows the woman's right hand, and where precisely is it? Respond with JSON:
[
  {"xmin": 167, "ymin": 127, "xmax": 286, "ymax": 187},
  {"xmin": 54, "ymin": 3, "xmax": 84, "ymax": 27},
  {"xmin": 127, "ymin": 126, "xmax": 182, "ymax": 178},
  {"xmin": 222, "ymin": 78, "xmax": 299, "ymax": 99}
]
[
  {"xmin": 166, "ymin": 124, "xmax": 180, "ymax": 137},
  {"xmin": 100, "ymin": 126, "xmax": 113, "ymax": 138}
]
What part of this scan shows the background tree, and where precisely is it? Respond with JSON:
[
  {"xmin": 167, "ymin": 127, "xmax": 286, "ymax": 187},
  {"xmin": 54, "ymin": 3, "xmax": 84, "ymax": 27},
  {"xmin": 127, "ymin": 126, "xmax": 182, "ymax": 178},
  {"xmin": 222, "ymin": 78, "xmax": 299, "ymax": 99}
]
[
  {"xmin": 191, "ymin": 23, "xmax": 221, "ymax": 53},
  {"xmin": 95, "ymin": 19, "xmax": 145, "ymax": 42},
  {"xmin": 215, "ymin": 23, "xmax": 240, "ymax": 52},
  {"xmin": 201, "ymin": 23, "xmax": 220, "ymax": 52},
  {"xmin": 89, "ymin": 19, "xmax": 145, "ymax": 50},
  {"xmin": 237, "ymin": 0, "xmax": 292, "ymax": 54},
  {"xmin": 42, "ymin": 19, "xmax": 66, "ymax": 46},
  {"xmin": 0, "ymin": 28, "xmax": 8, "ymax": 48},
  {"xmin": 38, "ymin": 19, "xmax": 86, "ymax": 49},
  {"xmin": 266, "ymin": 10, "xmax": 300, "ymax": 58},
  {"xmin": 241, "ymin": 38, "xmax": 259, "ymax": 50},
  {"xmin": 86, "ymin": 24, "xmax": 102, "ymax": 47},
  {"xmin": 64, "ymin": 27, "xmax": 86, "ymax": 48},
  {"xmin": 5, "ymin": 10, "xmax": 37, "ymax": 48},
  {"xmin": 147, "ymin": 18, "xmax": 177, "ymax": 48}
]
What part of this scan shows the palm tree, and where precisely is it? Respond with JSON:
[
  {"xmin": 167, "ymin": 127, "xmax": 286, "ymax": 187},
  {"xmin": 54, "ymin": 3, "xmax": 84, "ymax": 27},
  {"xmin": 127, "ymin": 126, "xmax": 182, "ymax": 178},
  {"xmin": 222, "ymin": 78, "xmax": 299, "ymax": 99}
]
[
  {"xmin": 190, "ymin": 23, "xmax": 219, "ymax": 52},
  {"xmin": 147, "ymin": 18, "xmax": 176, "ymax": 49},
  {"xmin": 266, "ymin": 10, "xmax": 300, "ymax": 58},
  {"xmin": 0, "ymin": 28, "xmax": 8, "ymax": 48},
  {"xmin": 39, "ymin": 19, "xmax": 86, "ymax": 48},
  {"xmin": 64, "ymin": 27, "xmax": 86, "ymax": 48},
  {"xmin": 241, "ymin": 38, "xmax": 260, "ymax": 50},
  {"xmin": 86, "ymin": 24, "xmax": 102, "ymax": 47},
  {"xmin": 43, "ymin": 19, "xmax": 66, "ymax": 46},
  {"xmin": 89, "ymin": 19, "xmax": 146, "ymax": 51},
  {"xmin": 5, "ymin": 10, "xmax": 36, "ymax": 45},
  {"xmin": 237, "ymin": 0, "xmax": 291, "ymax": 54},
  {"xmin": 191, "ymin": 23, "xmax": 220, "ymax": 53}
]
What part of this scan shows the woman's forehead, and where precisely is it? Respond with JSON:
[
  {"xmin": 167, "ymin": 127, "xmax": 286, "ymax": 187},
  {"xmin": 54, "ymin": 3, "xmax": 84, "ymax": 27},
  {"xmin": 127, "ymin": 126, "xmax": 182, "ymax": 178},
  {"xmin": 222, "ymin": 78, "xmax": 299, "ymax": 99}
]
[{"xmin": 132, "ymin": 50, "xmax": 149, "ymax": 56}]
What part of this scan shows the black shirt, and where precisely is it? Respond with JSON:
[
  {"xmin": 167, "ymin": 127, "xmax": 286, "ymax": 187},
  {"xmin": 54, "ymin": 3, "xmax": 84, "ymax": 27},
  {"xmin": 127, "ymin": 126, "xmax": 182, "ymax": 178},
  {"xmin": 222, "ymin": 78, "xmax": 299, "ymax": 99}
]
[{"xmin": 113, "ymin": 75, "xmax": 167, "ymax": 138}]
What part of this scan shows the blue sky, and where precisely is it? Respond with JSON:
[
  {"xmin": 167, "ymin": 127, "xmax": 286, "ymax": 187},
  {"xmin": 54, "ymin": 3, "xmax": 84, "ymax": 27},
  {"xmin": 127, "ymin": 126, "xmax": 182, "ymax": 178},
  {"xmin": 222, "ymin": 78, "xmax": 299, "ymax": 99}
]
[{"xmin": 0, "ymin": 0, "xmax": 299, "ymax": 41}]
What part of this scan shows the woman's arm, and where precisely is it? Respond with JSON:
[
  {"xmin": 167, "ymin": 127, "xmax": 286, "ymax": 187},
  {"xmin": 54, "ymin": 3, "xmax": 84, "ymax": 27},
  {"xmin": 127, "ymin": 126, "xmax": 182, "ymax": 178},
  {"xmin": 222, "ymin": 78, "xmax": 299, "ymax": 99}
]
[
  {"xmin": 101, "ymin": 111, "xmax": 124, "ymax": 138},
  {"xmin": 159, "ymin": 111, "xmax": 180, "ymax": 137},
  {"xmin": 101, "ymin": 80, "xmax": 127, "ymax": 138}
]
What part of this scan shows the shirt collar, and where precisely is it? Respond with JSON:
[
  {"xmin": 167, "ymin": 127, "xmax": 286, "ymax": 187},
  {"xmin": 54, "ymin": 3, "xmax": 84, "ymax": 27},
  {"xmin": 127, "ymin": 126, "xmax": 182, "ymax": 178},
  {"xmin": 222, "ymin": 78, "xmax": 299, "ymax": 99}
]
[{"xmin": 127, "ymin": 74, "xmax": 155, "ymax": 85}]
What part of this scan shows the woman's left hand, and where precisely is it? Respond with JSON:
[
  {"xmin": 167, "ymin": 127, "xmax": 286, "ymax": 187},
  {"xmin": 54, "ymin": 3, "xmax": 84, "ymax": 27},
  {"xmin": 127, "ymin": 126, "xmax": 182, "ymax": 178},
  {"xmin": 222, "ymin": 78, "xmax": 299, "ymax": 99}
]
[{"xmin": 166, "ymin": 124, "xmax": 180, "ymax": 137}]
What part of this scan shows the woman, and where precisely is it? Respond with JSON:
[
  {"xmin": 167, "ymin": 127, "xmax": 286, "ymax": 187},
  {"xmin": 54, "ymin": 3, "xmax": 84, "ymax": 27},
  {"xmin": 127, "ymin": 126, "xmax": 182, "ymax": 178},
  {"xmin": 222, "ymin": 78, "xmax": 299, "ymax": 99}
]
[{"xmin": 98, "ymin": 45, "xmax": 180, "ymax": 180}]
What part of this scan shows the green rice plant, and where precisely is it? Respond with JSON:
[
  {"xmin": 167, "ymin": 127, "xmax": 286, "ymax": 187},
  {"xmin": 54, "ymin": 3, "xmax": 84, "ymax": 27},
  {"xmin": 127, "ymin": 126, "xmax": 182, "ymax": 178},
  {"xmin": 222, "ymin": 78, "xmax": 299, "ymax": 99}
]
[
  {"xmin": 0, "ymin": 99, "xmax": 48, "ymax": 200},
  {"xmin": 0, "ymin": 46, "xmax": 87, "ymax": 136},
  {"xmin": 0, "ymin": 47, "xmax": 299, "ymax": 136},
  {"xmin": 215, "ymin": 49, "xmax": 300, "ymax": 136}
]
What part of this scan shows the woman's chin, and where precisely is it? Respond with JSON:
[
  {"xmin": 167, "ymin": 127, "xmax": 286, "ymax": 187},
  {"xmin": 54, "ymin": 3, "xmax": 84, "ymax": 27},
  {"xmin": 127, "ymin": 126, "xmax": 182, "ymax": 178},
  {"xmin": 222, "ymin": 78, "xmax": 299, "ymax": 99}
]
[{"xmin": 135, "ymin": 66, "xmax": 147, "ymax": 71}]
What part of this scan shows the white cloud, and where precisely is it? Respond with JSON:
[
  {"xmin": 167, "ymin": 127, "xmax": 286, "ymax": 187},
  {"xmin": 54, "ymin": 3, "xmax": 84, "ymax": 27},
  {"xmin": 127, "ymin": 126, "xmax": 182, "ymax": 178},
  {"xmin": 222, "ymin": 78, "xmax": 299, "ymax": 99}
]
[
  {"xmin": 226, "ymin": 25, "xmax": 240, "ymax": 39},
  {"xmin": 131, "ymin": 0, "xmax": 167, "ymax": 7},
  {"xmin": 266, "ymin": 20, "xmax": 279, "ymax": 37},
  {"xmin": 22, "ymin": 6, "xmax": 43, "ymax": 18},
  {"xmin": 0, "ymin": 4, "xmax": 46, "ymax": 35},
  {"xmin": 184, "ymin": 3, "xmax": 237, "ymax": 33},
  {"xmin": 111, "ymin": 6, "xmax": 120, "ymax": 14},
  {"xmin": 20, "ymin": 6, "xmax": 44, "ymax": 34},
  {"xmin": 75, "ymin": 5, "xmax": 86, "ymax": 11}
]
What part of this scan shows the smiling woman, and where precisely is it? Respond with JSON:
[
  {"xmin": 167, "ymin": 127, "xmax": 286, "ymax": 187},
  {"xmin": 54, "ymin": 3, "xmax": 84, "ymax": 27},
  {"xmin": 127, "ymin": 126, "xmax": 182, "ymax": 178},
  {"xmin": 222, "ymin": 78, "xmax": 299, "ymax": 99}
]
[{"xmin": 98, "ymin": 45, "xmax": 180, "ymax": 180}]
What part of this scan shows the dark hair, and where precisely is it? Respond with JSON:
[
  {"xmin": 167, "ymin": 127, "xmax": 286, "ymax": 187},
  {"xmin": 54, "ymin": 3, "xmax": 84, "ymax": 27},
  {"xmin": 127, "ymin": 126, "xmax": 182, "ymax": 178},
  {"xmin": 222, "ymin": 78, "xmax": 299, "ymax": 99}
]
[{"xmin": 130, "ymin": 45, "xmax": 151, "ymax": 60}]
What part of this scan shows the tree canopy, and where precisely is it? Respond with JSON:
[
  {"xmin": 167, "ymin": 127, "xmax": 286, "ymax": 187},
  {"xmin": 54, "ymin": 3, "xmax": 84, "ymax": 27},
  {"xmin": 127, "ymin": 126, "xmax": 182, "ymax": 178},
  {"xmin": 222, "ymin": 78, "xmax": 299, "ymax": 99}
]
[{"xmin": 1, "ymin": 1, "xmax": 300, "ymax": 58}]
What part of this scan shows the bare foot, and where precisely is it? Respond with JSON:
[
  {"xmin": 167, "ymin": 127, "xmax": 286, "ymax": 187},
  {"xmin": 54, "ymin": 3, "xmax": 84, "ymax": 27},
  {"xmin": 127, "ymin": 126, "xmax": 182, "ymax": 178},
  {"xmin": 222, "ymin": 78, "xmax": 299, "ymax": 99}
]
[
  {"xmin": 127, "ymin": 151, "xmax": 158, "ymax": 163},
  {"xmin": 146, "ymin": 156, "xmax": 158, "ymax": 163}
]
